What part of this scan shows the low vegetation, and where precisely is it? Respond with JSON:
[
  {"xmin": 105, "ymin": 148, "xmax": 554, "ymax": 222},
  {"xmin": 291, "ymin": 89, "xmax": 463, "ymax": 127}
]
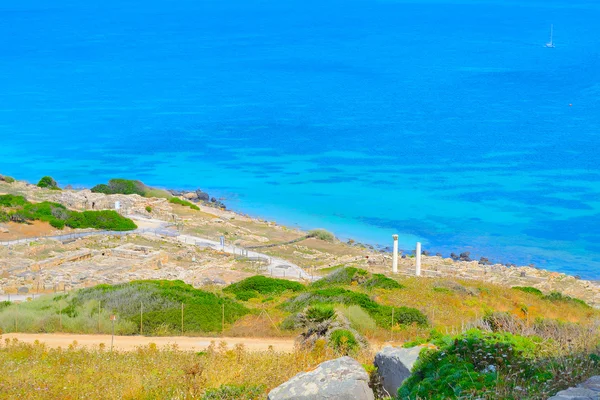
[
  {"xmin": 308, "ymin": 228, "xmax": 335, "ymax": 242},
  {"xmin": 0, "ymin": 281, "xmax": 248, "ymax": 335},
  {"xmin": 0, "ymin": 195, "xmax": 137, "ymax": 231},
  {"xmin": 170, "ymin": 196, "xmax": 200, "ymax": 210},
  {"xmin": 0, "ymin": 338, "xmax": 372, "ymax": 400},
  {"xmin": 224, "ymin": 276, "xmax": 304, "ymax": 301},
  {"xmin": 398, "ymin": 327, "xmax": 600, "ymax": 399},
  {"xmin": 37, "ymin": 176, "xmax": 60, "ymax": 190},
  {"xmin": 91, "ymin": 178, "xmax": 172, "ymax": 199}
]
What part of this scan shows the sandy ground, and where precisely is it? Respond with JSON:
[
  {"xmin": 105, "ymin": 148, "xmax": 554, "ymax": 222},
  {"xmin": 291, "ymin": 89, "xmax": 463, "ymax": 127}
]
[
  {"xmin": 0, "ymin": 220, "xmax": 67, "ymax": 240},
  {"xmin": 2, "ymin": 333, "xmax": 297, "ymax": 352}
]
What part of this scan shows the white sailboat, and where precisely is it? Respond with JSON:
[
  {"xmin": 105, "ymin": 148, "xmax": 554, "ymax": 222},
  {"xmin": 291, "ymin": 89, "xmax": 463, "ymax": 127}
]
[{"xmin": 545, "ymin": 24, "xmax": 555, "ymax": 48}]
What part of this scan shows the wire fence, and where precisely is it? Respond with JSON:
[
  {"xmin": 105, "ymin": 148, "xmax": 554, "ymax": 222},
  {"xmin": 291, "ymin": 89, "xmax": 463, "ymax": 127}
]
[{"xmin": 0, "ymin": 300, "xmax": 281, "ymax": 339}]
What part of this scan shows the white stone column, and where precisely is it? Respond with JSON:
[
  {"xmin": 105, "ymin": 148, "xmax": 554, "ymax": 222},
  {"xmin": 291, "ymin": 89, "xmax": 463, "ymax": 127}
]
[
  {"xmin": 416, "ymin": 242, "xmax": 422, "ymax": 276},
  {"xmin": 392, "ymin": 235, "xmax": 399, "ymax": 274}
]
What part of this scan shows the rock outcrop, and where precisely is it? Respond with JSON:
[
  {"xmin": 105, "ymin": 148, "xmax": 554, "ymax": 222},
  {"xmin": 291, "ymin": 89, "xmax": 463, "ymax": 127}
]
[
  {"xmin": 548, "ymin": 376, "xmax": 600, "ymax": 400},
  {"xmin": 268, "ymin": 356, "xmax": 374, "ymax": 400},
  {"xmin": 374, "ymin": 346, "xmax": 422, "ymax": 397}
]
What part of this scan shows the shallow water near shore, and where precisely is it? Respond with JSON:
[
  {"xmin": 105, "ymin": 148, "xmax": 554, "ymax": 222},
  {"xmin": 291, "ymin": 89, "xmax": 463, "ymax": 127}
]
[{"xmin": 1, "ymin": 0, "xmax": 600, "ymax": 278}]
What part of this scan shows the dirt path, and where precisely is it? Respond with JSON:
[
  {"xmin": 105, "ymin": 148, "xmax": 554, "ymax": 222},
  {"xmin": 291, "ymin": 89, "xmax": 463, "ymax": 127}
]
[{"xmin": 3, "ymin": 333, "xmax": 296, "ymax": 352}]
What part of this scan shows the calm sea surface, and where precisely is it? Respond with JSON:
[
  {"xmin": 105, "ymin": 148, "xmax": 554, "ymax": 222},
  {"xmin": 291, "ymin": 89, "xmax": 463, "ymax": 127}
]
[{"xmin": 1, "ymin": 0, "xmax": 600, "ymax": 277}]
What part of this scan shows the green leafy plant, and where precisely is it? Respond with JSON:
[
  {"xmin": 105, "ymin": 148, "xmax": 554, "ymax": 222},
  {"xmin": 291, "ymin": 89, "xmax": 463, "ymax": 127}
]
[
  {"xmin": 329, "ymin": 329, "xmax": 359, "ymax": 355},
  {"xmin": 306, "ymin": 304, "xmax": 335, "ymax": 323},
  {"xmin": 308, "ymin": 229, "xmax": 335, "ymax": 242},
  {"xmin": 512, "ymin": 286, "xmax": 544, "ymax": 296},
  {"xmin": 224, "ymin": 276, "xmax": 304, "ymax": 301},
  {"xmin": 37, "ymin": 176, "xmax": 60, "ymax": 190},
  {"xmin": 169, "ymin": 197, "xmax": 200, "ymax": 210}
]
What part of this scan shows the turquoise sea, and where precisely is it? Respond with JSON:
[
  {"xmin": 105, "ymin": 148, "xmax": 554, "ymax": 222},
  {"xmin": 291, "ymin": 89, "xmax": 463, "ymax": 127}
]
[{"xmin": 1, "ymin": 0, "xmax": 600, "ymax": 277}]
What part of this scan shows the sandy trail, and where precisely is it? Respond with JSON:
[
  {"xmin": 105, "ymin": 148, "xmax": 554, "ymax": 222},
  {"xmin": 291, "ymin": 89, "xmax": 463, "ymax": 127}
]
[{"xmin": 2, "ymin": 333, "xmax": 296, "ymax": 352}]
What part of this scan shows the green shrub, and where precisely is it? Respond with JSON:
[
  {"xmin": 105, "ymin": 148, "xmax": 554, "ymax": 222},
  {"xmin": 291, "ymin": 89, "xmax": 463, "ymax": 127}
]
[
  {"xmin": 202, "ymin": 384, "xmax": 265, "ymax": 400},
  {"xmin": 512, "ymin": 286, "xmax": 543, "ymax": 296},
  {"xmin": 224, "ymin": 276, "xmax": 304, "ymax": 301},
  {"xmin": 283, "ymin": 288, "xmax": 427, "ymax": 328},
  {"xmin": 311, "ymin": 267, "xmax": 366, "ymax": 288},
  {"xmin": 308, "ymin": 229, "xmax": 335, "ymax": 242},
  {"xmin": 0, "ymin": 194, "xmax": 28, "ymax": 207},
  {"xmin": 329, "ymin": 329, "xmax": 359, "ymax": 355},
  {"xmin": 398, "ymin": 329, "xmax": 545, "ymax": 399},
  {"xmin": 2, "ymin": 197, "xmax": 136, "ymax": 231},
  {"xmin": 145, "ymin": 206, "xmax": 152, "ymax": 213},
  {"xmin": 49, "ymin": 219, "xmax": 65, "ymax": 229},
  {"xmin": 233, "ymin": 291, "xmax": 259, "ymax": 301},
  {"xmin": 306, "ymin": 304, "xmax": 335, "ymax": 323},
  {"xmin": 363, "ymin": 274, "xmax": 404, "ymax": 290},
  {"xmin": 3, "ymin": 176, "xmax": 15, "ymax": 183},
  {"xmin": 91, "ymin": 179, "xmax": 146, "ymax": 196},
  {"xmin": 37, "ymin": 176, "xmax": 60, "ymax": 190},
  {"xmin": 169, "ymin": 197, "xmax": 200, "ymax": 210},
  {"xmin": 70, "ymin": 280, "xmax": 249, "ymax": 334},
  {"xmin": 543, "ymin": 291, "xmax": 590, "ymax": 308}
]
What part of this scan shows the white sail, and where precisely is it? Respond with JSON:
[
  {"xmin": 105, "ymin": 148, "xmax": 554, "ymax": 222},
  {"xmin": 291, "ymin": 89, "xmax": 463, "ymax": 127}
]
[{"xmin": 545, "ymin": 24, "xmax": 555, "ymax": 48}]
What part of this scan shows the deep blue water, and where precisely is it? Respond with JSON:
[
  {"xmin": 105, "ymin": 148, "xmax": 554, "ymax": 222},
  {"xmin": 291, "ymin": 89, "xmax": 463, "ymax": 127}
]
[{"xmin": 1, "ymin": 0, "xmax": 600, "ymax": 277}]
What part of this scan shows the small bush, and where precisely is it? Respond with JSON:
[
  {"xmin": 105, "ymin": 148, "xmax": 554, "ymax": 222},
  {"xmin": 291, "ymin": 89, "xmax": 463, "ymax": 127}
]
[
  {"xmin": 512, "ymin": 286, "xmax": 543, "ymax": 296},
  {"xmin": 363, "ymin": 274, "xmax": 403, "ymax": 290},
  {"xmin": 169, "ymin": 197, "xmax": 200, "ymax": 211},
  {"xmin": 234, "ymin": 291, "xmax": 259, "ymax": 301},
  {"xmin": 308, "ymin": 229, "xmax": 335, "ymax": 242},
  {"xmin": 0, "ymin": 194, "xmax": 28, "ymax": 207},
  {"xmin": 543, "ymin": 291, "xmax": 590, "ymax": 308},
  {"xmin": 37, "ymin": 176, "xmax": 60, "ymax": 190},
  {"xmin": 91, "ymin": 179, "xmax": 146, "ymax": 196},
  {"xmin": 329, "ymin": 329, "xmax": 359, "ymax": 355},
  {"xmin": 224, "ymin": 276, "xmax": 304, "ymax": 300},
  {"xmin": 283, "ymin": 288, "xmax": 427, "ymax": 328},
  {"xmin": 145, "ymin": 206, "xmax": 152, "ymax": 213},
  {"xmin": 306, "ymin": 304, "xmax": 335, "ymax": 323},
  {"xmin": 3, "ymin": 176, "xmax": 15, "ymax": 183},
  {"xmin": 398, "ymin": 330, "xmax": 545, "ymax": 399}
]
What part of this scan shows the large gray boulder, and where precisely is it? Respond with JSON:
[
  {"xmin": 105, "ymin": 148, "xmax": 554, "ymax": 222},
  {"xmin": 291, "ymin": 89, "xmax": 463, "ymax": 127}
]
[
  {"xmin": 268, "ymin": 356, "xmax": 374, "ymax": 400},
  {"xmin": 548, "ymin": 375, "xmax": 600, "ymax": 399},
  {"xmin": 374, "ymin": 346, "xmax": 422, "ymax": 397}
]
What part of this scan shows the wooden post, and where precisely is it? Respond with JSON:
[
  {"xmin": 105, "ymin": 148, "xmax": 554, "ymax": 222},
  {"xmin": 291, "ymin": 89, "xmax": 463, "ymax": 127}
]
[
  {"xmin": 140, "ymin": 302, "xmax": 143, "ymax": 335},
  {"xmin": 390, "ymin": 308, "xmax": 395, "ymax": 341},
  {"xmin": 181, "ymin": 303, "xmax": 184, "ymax": 335}
]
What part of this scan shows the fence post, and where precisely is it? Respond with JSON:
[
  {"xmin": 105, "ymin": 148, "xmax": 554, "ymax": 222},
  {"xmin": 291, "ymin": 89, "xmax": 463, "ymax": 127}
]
[
  {"xmin": 391, "ymin": 308, "xmax": 395, "ymax": 341},
  {"xmin": 140, "ymin": 302, "xmax": 143, "ymax": 335}
]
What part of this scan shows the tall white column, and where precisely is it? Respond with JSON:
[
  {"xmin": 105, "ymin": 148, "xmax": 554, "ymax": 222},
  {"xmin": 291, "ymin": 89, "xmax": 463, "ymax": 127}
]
[
  {"xmin": 392, "ymin": 235, "xmax": 399, "ymax": 274},
  {"xmin": 416, "ymin": 242, "xmax": 422, "ymax": 276}
]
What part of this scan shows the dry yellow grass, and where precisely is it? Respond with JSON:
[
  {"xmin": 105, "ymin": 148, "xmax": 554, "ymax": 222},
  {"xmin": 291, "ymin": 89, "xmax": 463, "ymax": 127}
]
[{"xmin": 0, "ymin": 337, "xmax": 373, "ymax": 400}]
